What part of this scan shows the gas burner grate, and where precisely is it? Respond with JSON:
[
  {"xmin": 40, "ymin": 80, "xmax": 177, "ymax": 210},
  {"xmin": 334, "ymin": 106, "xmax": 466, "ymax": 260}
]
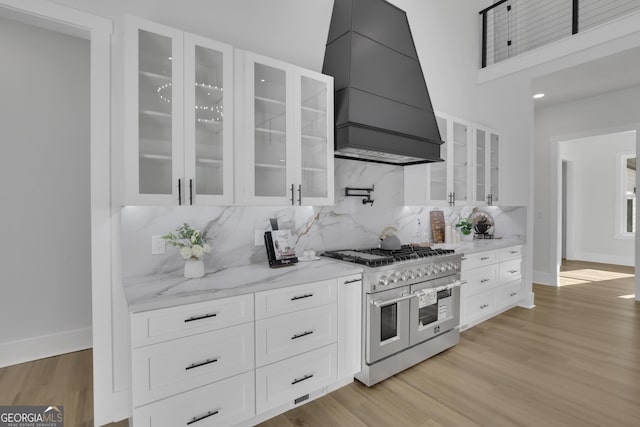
[{"xmin": 322, "ymin": 245, "xmax": 456, "ymax": 266}]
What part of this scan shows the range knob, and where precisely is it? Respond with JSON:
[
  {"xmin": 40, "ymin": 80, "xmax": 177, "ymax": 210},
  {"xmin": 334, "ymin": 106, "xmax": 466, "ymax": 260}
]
[
  {"xmin": 378, "ymin": 275, "xmax": 389, "ymax": 286},
  {"xmin": 446, "ymin": 262, "xmax": 455, "ymax": 271},
  {"xmin": 439, "ymin": 264, "xmax": 447, "ymax": 272},
  {"xmin": 390, "ymin": 273, "xmax": 401, "ymax": 283},
  {"xmin": 415, "ymin": 268, "xmax": 424, "ymax": 278},
  {"xmin": 406, "ymin": 270, "xmax": 416, "ymax": 279}
]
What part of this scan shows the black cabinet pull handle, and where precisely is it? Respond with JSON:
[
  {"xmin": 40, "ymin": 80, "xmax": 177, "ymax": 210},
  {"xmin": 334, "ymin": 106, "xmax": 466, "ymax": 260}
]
[
  {"xmin": 291, "ymin": 293, "xmax": 313, "ymax": 301},
  {"xmin": 298, "ymin": 184, "xmax": 302, "ymax": 205},
  {"xmin": 178, "ymin": 179, "xmax": 182, "ymax": 205},
  {"xmin": 480, "ymin": 278, "xmax": 490, "ymax": 283},
  {"xmin": 185, "ymin": 357, "xmax": 219, "ymax": 370},
  {"xmin": 184, "ymin": 312, "xmax": 217, "ymax": 323},
  {"xmin": 187, "ymin": 409, "xmax": 219, "ymax": 425},
  {"xmin": 291, "ymin": 330, "xmax": 314, "ymax": 340},
  {"xmin": 189, "ymin": 179, "xmax": 193, "ymax": 205},
  {"xmin": 290, "ymin": 184, "xmax": 295, "ymax": 205},
  {"xmin": 343, "ymin": 279, "xmax": 361, "ymax": 284},
  {"xmin": 291, "ymin": 373, "xmax": 314, "ymax": 385}
]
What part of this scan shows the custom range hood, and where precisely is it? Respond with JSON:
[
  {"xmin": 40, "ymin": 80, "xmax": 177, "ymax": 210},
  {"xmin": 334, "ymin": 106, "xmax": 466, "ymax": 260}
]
[{"xmin": 322, "ymin": 0, "xmax": 444, "ymax": 166}]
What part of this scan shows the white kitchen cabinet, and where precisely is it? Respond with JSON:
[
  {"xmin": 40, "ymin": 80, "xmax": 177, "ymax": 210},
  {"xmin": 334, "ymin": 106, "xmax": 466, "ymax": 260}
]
[
  {"xmin": 239, "ymin": 50, "xmax": 334, "ymax": 206},
  {"xmin": 128, "ymin": 273, "xmax": 362, "ymax": 426},
  {"xmin": 460, "ymin": 245, "xmax": 523, "ymax": 329},
  {"xmin": 404, "ymin": 112, "xmax": 472, "ymax": 206},
  {"xmin": 474, "ymin": 124, "xmax": 501, "ymax": 205},
  {"xmin": 124, "ymin": 16, "xmax": 234, "ymax": 205},
  {"xmin": 130, "ymin": 294, "xmax": 255, "ymax": 426}
]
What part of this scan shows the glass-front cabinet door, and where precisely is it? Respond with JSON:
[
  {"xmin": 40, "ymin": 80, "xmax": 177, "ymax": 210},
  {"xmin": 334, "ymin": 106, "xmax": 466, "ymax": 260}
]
[
  {"xmin": 244, "ymin": 52, "xmax": 294, "ymax": 205},
  {"xmin": 426, "ymin": 115, "xmax": 448, "ymax": 204},
  {"xmin": 125, "ymin": 18, "xmax": 184, "ymax": 205},
  {"xmin": 450, "ymin": 118, "xmax": 472, "ymax": 205},
  {"xmin": 474, "ymin": 124, "xmax": 500, "ymax": 205},
  {"xmin": 295, "ymin": 70, "xmax": 334, "ymax": 206},
  {"xmin": 426, "ymin": 113, "xmax": 471, "ymax": 206},
  {"xmin": 242, "ymin": 51, "xmax": 334, "ymax": 206},
  {"xmin": 125, "ymin": 17, "xmax": 233, "ymax": 205},
  {"xmin": 183, "ymin": 34, "xmax": 233, "ymax": 205}
]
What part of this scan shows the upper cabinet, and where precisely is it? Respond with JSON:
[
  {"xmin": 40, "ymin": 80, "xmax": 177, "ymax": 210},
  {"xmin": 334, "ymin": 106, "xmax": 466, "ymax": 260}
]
[
  {"xmin": 124, "ymin": 17, "xmax": 334, "ymax": 207},
  {"xmin": 404, "ymin": 114, "xmax": 503, "ymax": 207},
  {"xmin": 124, "ymin": 17, "xmax": 234, "ymax": 206},
  {"xmin": 404, "ymin": 113, "xmax": 473, "ymax": 206},
  {"xmin": 474, "ymin": 125, "xmax": 501, "ymax": 206},
  {"xmin": 239, "ymin": 51, "xmax": 334, "ymax": 206}
]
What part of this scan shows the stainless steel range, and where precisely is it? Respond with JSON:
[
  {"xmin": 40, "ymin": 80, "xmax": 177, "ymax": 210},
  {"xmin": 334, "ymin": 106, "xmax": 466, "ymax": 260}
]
[{"xmin": 323, "ymin": 246, "xmax": 464, "ymax": 386}]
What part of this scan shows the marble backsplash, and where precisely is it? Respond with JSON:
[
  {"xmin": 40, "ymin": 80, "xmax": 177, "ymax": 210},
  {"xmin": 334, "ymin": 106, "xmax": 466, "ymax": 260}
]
[{"xmin": 121, "ymin": 159, "xmax": 526, "ymax": 279}]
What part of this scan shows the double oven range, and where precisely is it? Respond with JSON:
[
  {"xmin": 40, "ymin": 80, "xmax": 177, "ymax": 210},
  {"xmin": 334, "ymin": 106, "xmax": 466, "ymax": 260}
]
[{"xmin": 324, "ymin": 245, "xmax": 464, "ymax": 386}]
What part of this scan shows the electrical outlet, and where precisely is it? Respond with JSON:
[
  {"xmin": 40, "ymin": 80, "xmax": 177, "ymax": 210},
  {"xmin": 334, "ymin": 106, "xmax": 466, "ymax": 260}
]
[
  {"xmin": 255, "ymin": 229, "xmax": 265, "ymax": 246},
  {"xmin": 151, "ymin": 235, "xmax": 166, "ymax": 255}
]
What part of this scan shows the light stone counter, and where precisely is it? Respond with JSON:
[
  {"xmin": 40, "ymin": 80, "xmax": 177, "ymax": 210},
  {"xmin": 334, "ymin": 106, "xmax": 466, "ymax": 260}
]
[
  {"xmin": 434, "ymin": 236, "xmax": 526, "ymax": 255},
  {"xmin": 122, "ymin": 258, "xmax": 363, "ymax": 313}
]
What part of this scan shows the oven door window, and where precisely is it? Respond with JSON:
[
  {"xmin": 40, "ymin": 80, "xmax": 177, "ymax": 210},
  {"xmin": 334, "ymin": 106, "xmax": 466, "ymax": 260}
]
[{"xmin": 380, "ymin": 303, "xmax": 399, "ymax": 342}]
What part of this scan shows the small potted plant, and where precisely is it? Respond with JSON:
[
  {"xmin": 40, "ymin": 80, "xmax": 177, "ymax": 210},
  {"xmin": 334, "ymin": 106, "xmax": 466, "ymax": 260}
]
[
  {"xmin": 162, "ymin": 223, "xmax": 211, "ymax": 278},
  {"xmin": 455, "ymin": 218, "xmax": 474, "ymax": 241}
]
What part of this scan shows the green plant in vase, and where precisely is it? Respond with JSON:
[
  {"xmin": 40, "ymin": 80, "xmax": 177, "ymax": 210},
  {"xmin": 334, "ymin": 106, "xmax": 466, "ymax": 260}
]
[{"xmin": 455, "ymin": 218, "xmax": 473, "ymax": 236}]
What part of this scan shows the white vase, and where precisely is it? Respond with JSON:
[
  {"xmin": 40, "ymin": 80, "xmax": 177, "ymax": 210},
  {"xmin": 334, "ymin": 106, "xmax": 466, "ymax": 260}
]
[
  {"xmin": 461, "ymin": 233, "xmax": 474, "ymax": 242},
  {"xmin": 184, "ymin": 258, "xmax": 205, "ymax": 278}
]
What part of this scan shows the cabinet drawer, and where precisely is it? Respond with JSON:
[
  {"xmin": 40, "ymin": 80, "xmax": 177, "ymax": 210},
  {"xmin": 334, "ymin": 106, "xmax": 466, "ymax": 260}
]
[
  {"xmin": 256, "ymin": 344, "xmax": 337, "ymax": 413},
  {"xmin": 498, "ymin": 245, "xmax": 523, "ymax": 261},
  {"xmin": 500, "ymin": 259, "xmax": 522, "ymax": 283},
  {"xmin": 497, "ymin": 281, "xmax": 522, "ymax": 307},
  {"xmin": 461, "ymin": 250, "xmax": 497, "ymax": 270},
  {"xmin": 256, "ymin": 303, "xmax": 337, "ymax": 367},
  {"xmin": 463, "ymin": 291, "xmax": 496, "ymax": 323},
  {"xmin": 461, "ymin": 264, "xmax": 498, "ymax": 296},
  {"xmin": 132, "ymin": 322, "xmax": 254, "ymax": 407},
  {"xmin": 131, "ymin": 294, "xmax": 254, "ymax": 347},
  {"xmin": 133, "ymin": 370, "xmax": 255, "ymax": 427},
  {"xmin": 255, "ymin": 279, "xmax": 337, "ymax": 319}
]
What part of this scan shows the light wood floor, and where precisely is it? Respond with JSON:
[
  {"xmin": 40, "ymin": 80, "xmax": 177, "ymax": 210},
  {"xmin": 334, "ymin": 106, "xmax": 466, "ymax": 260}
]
[
  {"xmin": 260, "ymin": 260, "xmax": 638, "ymax": 427},
  {"xmin": 0, "ymin": 349, "xmax": 127, "ymax": 427},
  {"xmin": 0, "ymin": 261, "xmax": 636, "ymax": 426}
]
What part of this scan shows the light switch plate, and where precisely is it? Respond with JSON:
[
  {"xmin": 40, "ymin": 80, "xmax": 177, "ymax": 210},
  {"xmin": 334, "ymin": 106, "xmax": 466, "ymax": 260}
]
[
  {"xmin": 151, "ymin": 235, "xmax": 166, "ymax": 255},
  {"xmin": 255, "ymin": 229, "xmax": 265, "ymax": 246}
]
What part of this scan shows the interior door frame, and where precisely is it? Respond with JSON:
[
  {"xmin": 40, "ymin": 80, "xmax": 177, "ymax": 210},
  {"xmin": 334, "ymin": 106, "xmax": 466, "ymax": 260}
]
[{"xmin": 0, "ymin": 0, "xmax": 118, "ymax": 424}]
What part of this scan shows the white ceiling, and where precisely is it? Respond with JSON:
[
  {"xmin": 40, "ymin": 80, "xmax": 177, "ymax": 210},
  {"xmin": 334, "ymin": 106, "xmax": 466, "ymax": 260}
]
[{"xmin": 532, "ymin": 45, "xmax": 640, "ymax": 108}]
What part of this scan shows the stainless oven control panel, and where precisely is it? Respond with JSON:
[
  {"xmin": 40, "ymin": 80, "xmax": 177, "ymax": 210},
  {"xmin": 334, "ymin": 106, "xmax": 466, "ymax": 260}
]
[{"xmin": 369, "ymin": 258, "xmax": 461, "ymax": 292}]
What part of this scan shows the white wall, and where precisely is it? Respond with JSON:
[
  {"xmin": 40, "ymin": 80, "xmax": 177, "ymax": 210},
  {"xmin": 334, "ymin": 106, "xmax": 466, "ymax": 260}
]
[
  {"xmin": 560, "ymin": 132, "xmax": 635, "ymax": 266},
  {"xmin": 0, "ymin": 16, "xmax": 92, "ymax": 366},
  {"xmin": 534, "ymin": 86, "xmax": 640, "ymax": 283}
]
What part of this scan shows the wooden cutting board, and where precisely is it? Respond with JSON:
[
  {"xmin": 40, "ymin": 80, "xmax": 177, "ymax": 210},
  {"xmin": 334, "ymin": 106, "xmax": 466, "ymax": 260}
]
[{"xmin": 430, "ymin": 210, "xmax": 445, "ymax": 243}]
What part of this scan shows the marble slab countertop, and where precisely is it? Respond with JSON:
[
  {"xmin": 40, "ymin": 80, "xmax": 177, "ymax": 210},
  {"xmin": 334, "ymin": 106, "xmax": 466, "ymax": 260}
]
[
  {"xmin": 122, "ymin": 258, "xmax": 363, "ymax": 313},
  {"xmin": 434, "ymin": 236, "xmax": 526, "ymax": 255}
]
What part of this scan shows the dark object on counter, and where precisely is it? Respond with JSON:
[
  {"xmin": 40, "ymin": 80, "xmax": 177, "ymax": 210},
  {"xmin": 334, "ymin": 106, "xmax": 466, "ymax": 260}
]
[
  {"xmin": 322, "ymin": 0, "xmax": 444, "ymax": 166},
  {"xmin": 469, "ymin": 208, "xmax": 495, "ymax": 237},
  {"xmin": 264, "ymin": 231, "xmax": 298, "ymax": 268}
]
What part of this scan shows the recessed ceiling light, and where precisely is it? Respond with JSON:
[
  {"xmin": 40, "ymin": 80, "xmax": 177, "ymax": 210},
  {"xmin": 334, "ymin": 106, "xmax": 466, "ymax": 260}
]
[{"xmin": 533, "ymin": 93, "xmax": 545, "ymax": 99}]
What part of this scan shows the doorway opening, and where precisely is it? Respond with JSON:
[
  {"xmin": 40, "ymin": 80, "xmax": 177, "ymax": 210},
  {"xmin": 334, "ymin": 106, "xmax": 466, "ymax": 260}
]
[{"xmin": 557, "ymin": 130, "xmax": 636, "ymax": 293}]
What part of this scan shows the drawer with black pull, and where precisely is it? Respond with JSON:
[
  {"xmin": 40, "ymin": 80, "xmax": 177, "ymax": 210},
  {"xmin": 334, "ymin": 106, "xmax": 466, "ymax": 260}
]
[
  {"xmin": 133, "ymin": 370, "xmax": 254, "ymax": 427},
  {"xmin": 131, "ymin": 294, "xmax": 254, "ymax": 347},
  {"xmin": 132, "ymin": 322, "xmax": 254, "ymax": 406},
  {"xmin": 255, "ymin": 303, "xmax": 337, "ymax": 367},
  {"xmin": 255, "ymin": 343, "xmax": 337, "ymax": 413},
  {"xmin": 254, "ymin": 279, "xmax": 337, "ymax": 320}
]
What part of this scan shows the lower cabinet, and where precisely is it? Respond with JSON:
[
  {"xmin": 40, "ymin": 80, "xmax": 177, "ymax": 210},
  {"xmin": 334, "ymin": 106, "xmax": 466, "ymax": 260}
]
[
  {"xmin": 129, "ymin": 273, "xmax": 362, "ymax": 426},
  {"xmin": 256, "ymin": 344, "xmax": 338, "ymax": 413},
  {"xmin": 133, "ymin": 371, "xmax": 255, "ymax": 427},
  {"xmin": 460, "ymin": 245, "xmax": 523, "ymax": 329}
]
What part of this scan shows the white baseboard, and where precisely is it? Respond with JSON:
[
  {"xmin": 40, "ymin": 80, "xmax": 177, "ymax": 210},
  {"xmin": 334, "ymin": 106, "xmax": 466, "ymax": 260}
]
[
  {"xmin": 533, "ymin": 270, "xmax": 558, "ymax": 286},
  {"xmin": 572, "ymin": 252, "xmax": 635, "ymax": 267},
  {"xmin": 518, "ymin": 291, "xmax": 536, "ymax": 309},
  {"xmin": 0, "ymin": 327, "xmax": 92, "ymax": 368}
]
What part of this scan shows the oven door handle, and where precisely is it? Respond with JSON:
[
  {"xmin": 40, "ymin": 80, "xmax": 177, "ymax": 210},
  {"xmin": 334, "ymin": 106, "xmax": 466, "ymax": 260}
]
[{"xmin": 372, "ymin": 293, "xmax": 415, "ymax": 307}]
